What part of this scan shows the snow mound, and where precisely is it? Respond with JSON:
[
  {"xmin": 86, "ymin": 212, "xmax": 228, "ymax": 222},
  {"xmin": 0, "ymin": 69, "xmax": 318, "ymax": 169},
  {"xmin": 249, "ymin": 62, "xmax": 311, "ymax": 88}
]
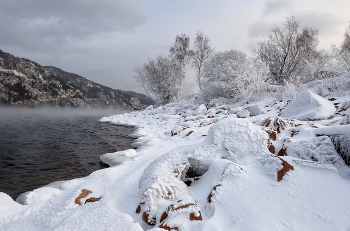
[
  {"xmin": 54, "ymin": 207, "xmax": 143, "ymax": 231},
  {"xmin": 206, "ymin": 118, "xmax": 269, "ymax": 164},
  {"xmin": 17, "ymin": 187, "xmax": 63, "ymax": 205},
  {"xmin": 137, "ymin": 118, "xmax": 271, "ymax": 227},
  {"xmin": 100, "ymin": 149, "xmax": 136, "ymax": 167},
  {"xmin": 280, "ymin": 89, "xmax": 336, "ymax": 120},
  {"xmin": 0, "ymin": 193, "xmax": 23, "ymax": 227}
]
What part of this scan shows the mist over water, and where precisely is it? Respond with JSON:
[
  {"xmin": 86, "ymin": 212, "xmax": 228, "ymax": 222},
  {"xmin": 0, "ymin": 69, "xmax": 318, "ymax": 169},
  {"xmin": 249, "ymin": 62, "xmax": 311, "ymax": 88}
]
[{"xmin": 0, "ymin": 107, "xmax": 135, "ymax": 199}]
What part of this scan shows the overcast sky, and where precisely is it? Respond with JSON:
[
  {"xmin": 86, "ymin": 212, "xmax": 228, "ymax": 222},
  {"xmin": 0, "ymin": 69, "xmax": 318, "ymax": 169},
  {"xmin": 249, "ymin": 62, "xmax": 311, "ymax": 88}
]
[{"xmin": 0, "ymin": 0, "xmax": 349, "ymax": 93}]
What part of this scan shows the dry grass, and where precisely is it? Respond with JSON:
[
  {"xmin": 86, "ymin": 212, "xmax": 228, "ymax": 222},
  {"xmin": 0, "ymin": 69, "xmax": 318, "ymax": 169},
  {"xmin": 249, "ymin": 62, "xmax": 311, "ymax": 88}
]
[
  {"xmin": 277, "ymin": 158, "xmax": 294, "ymax": 181},
  {"xmin": 74, "ymin": 189, "xmax": 92, "ymax": 205}
]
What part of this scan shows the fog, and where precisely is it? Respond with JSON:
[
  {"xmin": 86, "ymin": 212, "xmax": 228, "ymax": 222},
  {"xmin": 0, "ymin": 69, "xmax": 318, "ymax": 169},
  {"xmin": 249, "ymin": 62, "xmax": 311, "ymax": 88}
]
[{"xmin": 0, "ymin": 107, "xmax": 129, "ymax": 118}]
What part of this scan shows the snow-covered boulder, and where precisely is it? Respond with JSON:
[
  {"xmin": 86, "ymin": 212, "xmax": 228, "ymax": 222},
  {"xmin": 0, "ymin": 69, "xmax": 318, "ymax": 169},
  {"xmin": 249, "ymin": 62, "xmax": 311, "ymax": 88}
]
[
  {"xmin": 236, "ymin": 110, "xmax": 250, "ymax": 118},
  {"xmin": 194, "ymin": 104, "xmax": 207, "ymax": 116},
  {"xmin": 247, "ymin": 105, "xmax": 264, "ymax": 116},
  {"xmin": 283, "ymin": 136, "xmax": 342, "ymax": 164},
  {"xmin": 280, "ymin": 89, "xmax": 336, "ymax": 120},
  {"xmin": 206, "ymin": 118, "xmax": 269, "ymax": 164}
]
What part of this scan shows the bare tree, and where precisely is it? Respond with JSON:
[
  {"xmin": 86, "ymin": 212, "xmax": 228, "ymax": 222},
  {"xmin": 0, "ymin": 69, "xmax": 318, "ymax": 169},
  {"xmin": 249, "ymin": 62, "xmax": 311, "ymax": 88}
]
[
  {"xmin": 253, "ymin": 16, "xmax": 320, "ymax": 84},
  {"xmin": 134, "ymin": 55, "xmax": 184, "ymax": 104},
  {"xmin": 190, "ymin": 31, "xmax": 215, "ymax": 89},
  {"xmin": 169, "ymin": 34, "xmax": 191, "ymax": 69}
]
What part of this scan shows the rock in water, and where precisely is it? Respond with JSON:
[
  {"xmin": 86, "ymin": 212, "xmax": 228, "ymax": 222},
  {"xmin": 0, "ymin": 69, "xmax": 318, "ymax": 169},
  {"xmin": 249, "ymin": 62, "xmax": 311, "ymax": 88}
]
[{"xmin": 280, "ymin": 89, "xmax": 336, "ymax": 121}]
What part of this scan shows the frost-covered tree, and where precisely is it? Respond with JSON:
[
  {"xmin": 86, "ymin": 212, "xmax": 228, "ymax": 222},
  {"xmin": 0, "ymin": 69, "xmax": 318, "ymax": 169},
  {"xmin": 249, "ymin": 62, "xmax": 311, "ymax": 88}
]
[
  {"xmin": 340, "ymin": 22, "xmax": 350, "ymax": 72},
  {"xmin": 201, "ymin": 49, "xmax": 267, "ymax": 103},
  {"xmin": 190, "ymin": 31, "xmax": 215, "ymax": 89},
  {"xmin": 169, "ymin": 34, "xmax": 191, "ymax": 69},
  {"xmin": 134, "ymin": 55, "xmax": 185, "ymax": 104},
  {"xmin": 253, "ymin": 16, "xmax": 320, "ymax": 85}
]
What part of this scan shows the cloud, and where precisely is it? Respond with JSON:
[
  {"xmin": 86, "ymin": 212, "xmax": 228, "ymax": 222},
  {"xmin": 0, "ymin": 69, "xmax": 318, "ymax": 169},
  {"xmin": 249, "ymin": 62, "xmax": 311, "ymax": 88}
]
[
  {"xmin": 264, "ymin": 0, "xmax": 294, "ymax": 15},
  {"xmin": 247, "ymin": 21, "xmax": 273, "ymax": 38},
  {"xmin": 0, "ymin": 0, "xmax": 145, "ymax": 52},
  {"xmin": 296, "ymin": 11, "xmax": 343, "ymax": 36}
]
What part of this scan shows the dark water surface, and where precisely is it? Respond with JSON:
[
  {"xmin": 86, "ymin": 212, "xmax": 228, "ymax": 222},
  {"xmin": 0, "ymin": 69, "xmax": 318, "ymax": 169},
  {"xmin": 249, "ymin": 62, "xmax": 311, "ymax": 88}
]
[{"xmin": 0, "ymin": 108, "xmax": 135, "ymax": 199}]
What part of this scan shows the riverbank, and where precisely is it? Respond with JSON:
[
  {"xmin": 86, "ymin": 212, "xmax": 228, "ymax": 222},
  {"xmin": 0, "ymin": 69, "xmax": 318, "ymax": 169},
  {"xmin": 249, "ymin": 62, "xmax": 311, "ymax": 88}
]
[{"xmin": 1, "ymin": 81, "xmax": 350, "ymax": 230}]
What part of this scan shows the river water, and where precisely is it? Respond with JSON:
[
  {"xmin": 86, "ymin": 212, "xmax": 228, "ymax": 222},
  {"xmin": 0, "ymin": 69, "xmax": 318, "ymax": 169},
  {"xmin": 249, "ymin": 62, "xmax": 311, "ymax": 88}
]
[{"xmin": 0, "ymin": 108, "xmax": 134, "ymax": 199}]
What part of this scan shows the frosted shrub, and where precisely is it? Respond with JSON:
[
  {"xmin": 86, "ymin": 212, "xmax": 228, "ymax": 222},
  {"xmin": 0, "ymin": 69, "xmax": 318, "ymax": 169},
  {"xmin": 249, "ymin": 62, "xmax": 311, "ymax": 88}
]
[{"xmin": 200, "ymin": 49, "xmax": 268, "ymax": 103}]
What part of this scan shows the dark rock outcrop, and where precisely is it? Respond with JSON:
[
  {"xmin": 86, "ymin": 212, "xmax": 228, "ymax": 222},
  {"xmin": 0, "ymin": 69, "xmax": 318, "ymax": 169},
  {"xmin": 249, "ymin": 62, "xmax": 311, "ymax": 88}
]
[{"xmin": 0, "ymin": 49, "xmax": 154, "ymax": 109}]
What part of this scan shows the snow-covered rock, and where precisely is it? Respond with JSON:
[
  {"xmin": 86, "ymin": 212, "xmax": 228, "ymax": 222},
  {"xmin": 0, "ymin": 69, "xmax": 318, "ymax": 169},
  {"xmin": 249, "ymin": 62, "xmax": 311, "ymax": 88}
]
[
  {"xmin": 247, "ymin": 105, "xmax": 264, "ymax": 116},
  {"xmin": 280, "ymin": 89, "xmax": 336, "ymax": 120},
  {"xmin": 194, "ymin": 104, "xmax": 207, "ymax": 116},
  {"xmin": 236, "ymin": 110, "xmax": 250, "ymax": 118}
]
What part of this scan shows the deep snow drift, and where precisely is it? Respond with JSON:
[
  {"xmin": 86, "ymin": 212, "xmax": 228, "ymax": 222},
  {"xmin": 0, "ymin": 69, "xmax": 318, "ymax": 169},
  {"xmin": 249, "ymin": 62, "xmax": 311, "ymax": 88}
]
[{"xmin": 1, "ymin": 77, "xmax": 350, "ymax": 231}]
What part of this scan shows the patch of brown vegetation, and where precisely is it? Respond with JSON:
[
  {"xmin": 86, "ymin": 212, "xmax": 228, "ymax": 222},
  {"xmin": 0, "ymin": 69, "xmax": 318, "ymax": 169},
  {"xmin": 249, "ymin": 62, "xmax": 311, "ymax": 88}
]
[
  {"xmin": 74, "ymin": 189, "xmax": 92, "ymax": 205},
  {"xmin": 316, "ymin": 134, "xmax": 325, "ymax": 137},
  {"xmin": 202, "ymin": 134, "xmax": 207, "ymax": 136},
  {"xmin": 85, "ymin": 197, "xmax": 101, "ymax": 204},
  {"xmin": 142, "ymin": 211, "xmax": 156, "ymax": 225},
  {"xmin": 186, "ymin": 131, "xmax": 194, "ymax": 136},
  {"xmin": 277, "ymin": 147, "xmax": 286, "ymax": 156},
  {"xmin": 262, "ymin": 118, "xmax": 271, "ymax": 127},
  {"xmin": 290, "ymin": 129, "xmax": 299, "ymax": 137},
  {"xmin": 160, "ymin": 211, "xmax": 168, "ymax": 223},
  {"xmin": 274, "ymin": 117, "xmax": 294, "ymax": 133},
  {"xmin": 136, "ymin": 205, "xmax": 141, "ymax": 214},
  {"xmin": 207, "ymin": 184, "xmax": 221, "ymax": 203},
  {"xmin": 208, "ymin": 115, "xmax": 214, "ymax": 118},
  {"xmin": 268, "ymin": 144, "xmax": 275, "ymax": 154},
  {"xmin": 263, "ymin": 128, "xmax": 277, "ymax": 141},
  {"xmin": 277, "ymin": 158, "xmax": 294, "ymax": 181},
  {"xmin": 159, "ymin": 224, "xmax": 179, "ymax": 231},
  {"xmin": 173, "ymin": 203, "xmax": 195, "ymax": 211},
  {"xmin": 189, "ymin": 211, "xmax": 202, "ymax": 221},
  {"xmin": 329, "ymin": 97, "xmax": 336, "ymax": 101}
]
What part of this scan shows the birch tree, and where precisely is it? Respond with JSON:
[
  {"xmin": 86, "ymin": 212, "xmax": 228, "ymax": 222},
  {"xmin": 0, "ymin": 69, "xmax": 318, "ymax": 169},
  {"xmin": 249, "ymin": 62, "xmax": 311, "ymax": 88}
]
[{"xmin": 190, "ymin": 31, "xmax": 215, "ymax": 89}]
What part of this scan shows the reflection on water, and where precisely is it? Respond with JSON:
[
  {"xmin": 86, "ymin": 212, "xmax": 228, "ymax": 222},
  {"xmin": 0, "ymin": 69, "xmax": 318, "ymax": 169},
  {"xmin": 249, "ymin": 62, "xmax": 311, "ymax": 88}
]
[{"xmin": 0, "ymin": 107, "xmax": 135, "ymax": 199}]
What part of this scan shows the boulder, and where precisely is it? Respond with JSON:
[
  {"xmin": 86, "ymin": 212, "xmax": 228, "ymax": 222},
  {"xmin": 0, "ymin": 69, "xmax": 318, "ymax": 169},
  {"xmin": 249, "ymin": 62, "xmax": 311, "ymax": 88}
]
[{"xmin": 280, "ymin": 90, "xmax": 336, "ymax": 120}]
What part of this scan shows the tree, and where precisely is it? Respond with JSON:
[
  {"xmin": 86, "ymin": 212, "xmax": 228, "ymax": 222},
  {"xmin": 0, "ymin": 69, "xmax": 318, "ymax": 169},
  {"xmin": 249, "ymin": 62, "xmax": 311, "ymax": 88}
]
[
  {"xmin": 190, "ymin": 31, "xmax": 215, "ymax": 89},
  {"xmin": 134, "ymin": 55, "xmax": 184, "ymax": 104},
  {"xmin": 169, "ymin": 34, "xmax": 191, "ymax": 69},
  {"xmin": 201, "ymin": 49, "xmax": 267, "ymax": 102},
  {"xmin": 340, "ymin": 22, "xmax": 350, "ymax": 72},
  {"xmin": 253, "ymin": 16, "xmax": 320, "ymax": 85}
]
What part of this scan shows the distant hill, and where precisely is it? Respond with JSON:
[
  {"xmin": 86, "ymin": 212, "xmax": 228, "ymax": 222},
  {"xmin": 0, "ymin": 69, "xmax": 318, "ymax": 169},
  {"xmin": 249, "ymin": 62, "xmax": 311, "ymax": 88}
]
[{"xmin": 0, "ymin": 50, "xmax": 154, "ymax": 109}]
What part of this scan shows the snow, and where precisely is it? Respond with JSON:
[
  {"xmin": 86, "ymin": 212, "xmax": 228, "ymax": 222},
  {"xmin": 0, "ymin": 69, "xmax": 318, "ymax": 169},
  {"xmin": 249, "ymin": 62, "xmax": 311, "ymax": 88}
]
[
  {"xmin": 281, "ymin": 89, "xmax": 336, "ymax": 120},
  {"xmin": 100, "ymin": 149, "xmax": 137, "ymax": 166},
  {"xmin": 1, "ymin": 78, "xmax": 350, "ymax": 230}
]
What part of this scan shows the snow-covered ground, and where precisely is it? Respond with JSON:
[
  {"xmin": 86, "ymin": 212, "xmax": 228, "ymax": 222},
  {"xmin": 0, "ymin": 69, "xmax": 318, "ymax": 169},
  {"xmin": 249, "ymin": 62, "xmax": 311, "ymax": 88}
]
[{"xmin": 1, "ymin": 78, "xmax": 350, "ymax": 231}]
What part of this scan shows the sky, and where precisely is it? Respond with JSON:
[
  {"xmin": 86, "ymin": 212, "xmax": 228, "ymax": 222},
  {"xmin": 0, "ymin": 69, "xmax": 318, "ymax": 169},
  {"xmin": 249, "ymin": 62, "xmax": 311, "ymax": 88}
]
[{"xmin": 0, "ymin": 0, "xmax": 349, "ymax": 93}]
